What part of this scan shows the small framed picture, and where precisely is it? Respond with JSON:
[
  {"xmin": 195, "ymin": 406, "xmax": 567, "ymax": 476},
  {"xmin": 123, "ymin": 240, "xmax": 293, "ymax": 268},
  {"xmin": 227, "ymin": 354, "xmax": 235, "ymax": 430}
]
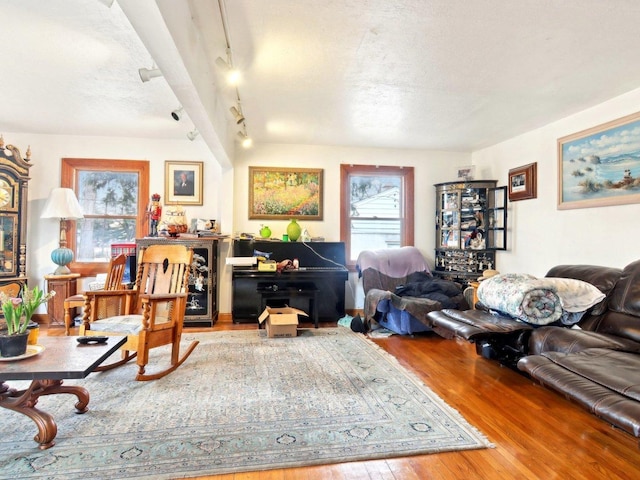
[
  {"xmin": 457, "ymin": 165, "xmax": 475, "ymax": 181},
  {"xmin": 165, "ymin": 161, "xmax": 204, "ymax": 205},
  {"xmin": 508, "ymin": 162, "xmax": 537, "ymax": 201}
]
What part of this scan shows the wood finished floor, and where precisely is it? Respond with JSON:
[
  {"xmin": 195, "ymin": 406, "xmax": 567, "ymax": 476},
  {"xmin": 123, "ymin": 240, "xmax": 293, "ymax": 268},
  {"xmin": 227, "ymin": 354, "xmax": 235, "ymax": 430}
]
[{"xmin": 49, "ymin": 319, "xmax": 640, "ymax": 480}]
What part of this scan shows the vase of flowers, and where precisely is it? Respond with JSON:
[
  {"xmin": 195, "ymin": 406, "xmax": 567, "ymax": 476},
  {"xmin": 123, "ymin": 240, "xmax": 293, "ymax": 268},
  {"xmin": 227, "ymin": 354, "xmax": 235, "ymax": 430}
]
[{"xmin": 0, "ymin": 286, "xmax": 55, "ymax": 357}]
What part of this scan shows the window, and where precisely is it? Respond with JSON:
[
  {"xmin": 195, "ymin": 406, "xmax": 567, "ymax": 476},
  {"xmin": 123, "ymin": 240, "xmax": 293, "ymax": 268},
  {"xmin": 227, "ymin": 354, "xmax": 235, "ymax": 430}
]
[
  {"xmin": 61, "ymin": 158, "xmax": 149, "ymax": 276},
  {"xmin": 340, "ymin": 165, "xmax": 414, "ymax": 269}
]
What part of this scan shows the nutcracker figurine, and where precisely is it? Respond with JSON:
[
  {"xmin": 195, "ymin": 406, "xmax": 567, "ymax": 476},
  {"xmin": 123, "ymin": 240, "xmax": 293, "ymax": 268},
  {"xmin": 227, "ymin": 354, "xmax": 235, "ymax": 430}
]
[{"xmin": 148, "ymin": 193, "xmax": 162, "ymax": 237}]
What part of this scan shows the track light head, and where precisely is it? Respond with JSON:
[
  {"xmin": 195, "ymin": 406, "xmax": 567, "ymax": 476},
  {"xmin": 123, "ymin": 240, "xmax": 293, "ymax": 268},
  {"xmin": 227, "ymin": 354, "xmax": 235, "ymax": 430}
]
[
  {"xmin": 215, "ymin": 57, "xmax": 240, "ymax": 85},
  {"xmin": 187, "ymin": 129, "xmax": 199, "ymax": 141},
  {"xmin": 237, "ymin": 131, "xmax": 253, "ymax": 148},
  {"xmin": 230, "ymin": 106, "xmax": 245, "ymax": 124},
  {"xmin": 171, "ymin": 107, "xmax": 184, "ymax": 122},
  {"xmin": 138, "ymin": 67, "xmax": 162, "ymax": 83}
]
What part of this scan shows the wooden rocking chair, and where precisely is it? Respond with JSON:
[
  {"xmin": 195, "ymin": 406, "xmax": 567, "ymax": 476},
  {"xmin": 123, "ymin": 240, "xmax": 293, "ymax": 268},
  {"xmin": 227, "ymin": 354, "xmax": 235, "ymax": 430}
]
[{"xmin": 79, "ymin": 244, "xmax": 198, "ymax": 381}]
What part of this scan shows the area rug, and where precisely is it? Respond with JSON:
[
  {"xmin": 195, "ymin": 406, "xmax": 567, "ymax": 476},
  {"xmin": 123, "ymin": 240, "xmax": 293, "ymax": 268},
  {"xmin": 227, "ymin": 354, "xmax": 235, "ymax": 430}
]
[{"xmin": 0, "ymin": 327, "xmax": 492, "ymax": 479}]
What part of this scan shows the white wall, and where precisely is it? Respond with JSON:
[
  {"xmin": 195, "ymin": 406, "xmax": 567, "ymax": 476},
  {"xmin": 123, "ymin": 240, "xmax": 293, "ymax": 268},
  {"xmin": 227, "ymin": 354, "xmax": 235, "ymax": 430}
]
[
  {"xmin": 472, "ymin": 86, "xmax": 640, "ymax": 276},
  {"xmin": 228, "ymin": 143, "xmax": 471, "ymax": 310}
]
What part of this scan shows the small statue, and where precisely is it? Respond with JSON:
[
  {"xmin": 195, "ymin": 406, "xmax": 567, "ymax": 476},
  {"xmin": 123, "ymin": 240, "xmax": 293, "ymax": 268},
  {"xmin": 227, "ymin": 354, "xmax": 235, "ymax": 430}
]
[{"xmin": 148, "ymin": 193, "xmax": 162, "ymax": 237}]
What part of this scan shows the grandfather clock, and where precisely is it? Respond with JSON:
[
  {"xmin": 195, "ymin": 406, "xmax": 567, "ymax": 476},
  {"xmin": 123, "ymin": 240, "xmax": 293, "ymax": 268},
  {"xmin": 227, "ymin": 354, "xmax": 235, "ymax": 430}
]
[{"xmin": 0, "ymin": 136, "xmax": 31, "ymax": 292}]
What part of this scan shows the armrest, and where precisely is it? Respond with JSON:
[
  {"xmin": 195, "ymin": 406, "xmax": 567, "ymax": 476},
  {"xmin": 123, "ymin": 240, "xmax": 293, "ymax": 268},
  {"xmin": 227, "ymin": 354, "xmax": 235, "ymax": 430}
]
[{"xmin": 139, "ymin": 292, "xmax": 188, "ymax": 302}]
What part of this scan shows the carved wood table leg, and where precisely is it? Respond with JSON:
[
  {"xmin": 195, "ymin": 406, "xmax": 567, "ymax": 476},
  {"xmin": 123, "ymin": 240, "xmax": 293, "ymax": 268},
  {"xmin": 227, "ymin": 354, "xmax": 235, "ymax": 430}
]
[{"xmin": 0, "ymin": 379, "xmax": 89, "ymax": 450}]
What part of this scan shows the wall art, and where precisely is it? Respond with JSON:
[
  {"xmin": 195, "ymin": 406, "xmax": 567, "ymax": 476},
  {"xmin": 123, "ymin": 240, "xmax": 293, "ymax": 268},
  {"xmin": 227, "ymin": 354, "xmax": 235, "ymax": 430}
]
[
  {"xmin": 508, "ymin": 162, "xmax": 537, "ymax": 201},
  {"xmin": 165, "ymin": 161, "xmax": 203, "ymax": 205},
  {"xmin": 558, "ymin": 111, "xmax": 640, "ymax": 209},
  {"xmin": 249, "ymin": 167, "xmax": 323, "ymax": 220}
]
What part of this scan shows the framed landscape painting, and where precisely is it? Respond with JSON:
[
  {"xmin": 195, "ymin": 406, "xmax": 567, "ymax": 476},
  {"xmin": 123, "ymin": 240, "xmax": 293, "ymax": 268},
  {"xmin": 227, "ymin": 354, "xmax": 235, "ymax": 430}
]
[
  {"xmin": 558, "ymin": 111, "xmax": 640, "ymax": 210},
  {"xmin": 249, "ymin": 167, "xmax": 323, "ymax": 220}
]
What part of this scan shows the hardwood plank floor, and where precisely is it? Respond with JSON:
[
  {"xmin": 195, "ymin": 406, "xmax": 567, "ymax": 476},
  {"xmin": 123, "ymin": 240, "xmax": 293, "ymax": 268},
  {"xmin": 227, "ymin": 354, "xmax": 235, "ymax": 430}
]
[{"xmin": 50, "ymin": 319, "xmax": 640, "ymax": 480}]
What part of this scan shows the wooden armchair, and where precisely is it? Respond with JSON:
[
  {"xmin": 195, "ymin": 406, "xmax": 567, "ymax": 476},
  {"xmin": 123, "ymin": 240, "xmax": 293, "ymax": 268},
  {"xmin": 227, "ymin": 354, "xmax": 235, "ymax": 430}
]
[
  {"xmin": 79, "ymin": 244, "xmax": 198, "ymax": 381},
  {"xmin": 63, "ymin": 253, "xmax": 127, "ymax": 335}
]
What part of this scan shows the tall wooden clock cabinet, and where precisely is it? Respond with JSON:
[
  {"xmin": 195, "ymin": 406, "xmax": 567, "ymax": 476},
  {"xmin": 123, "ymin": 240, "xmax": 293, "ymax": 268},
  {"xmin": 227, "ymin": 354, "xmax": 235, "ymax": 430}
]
[{"xmin": 0, "ymin": 137, "xmax": 31, "ymax": 292}]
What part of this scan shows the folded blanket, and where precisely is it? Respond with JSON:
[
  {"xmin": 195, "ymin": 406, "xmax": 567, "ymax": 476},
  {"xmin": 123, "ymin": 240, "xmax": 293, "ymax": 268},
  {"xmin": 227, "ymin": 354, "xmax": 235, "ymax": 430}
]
[
  {"xmin": 478, "ymin": 273, "xmax": 563, "ymax": 325},
  {"xmin": 478, "ymin": 273, "xmax": 606, "ymax": 326},
  {"xmin": 395, "ymin": 275, "xmax": 463, "ymax": 308},
  {"xmin": 356, "ymin": 247, "xmax": 430, "ymax": 278}
]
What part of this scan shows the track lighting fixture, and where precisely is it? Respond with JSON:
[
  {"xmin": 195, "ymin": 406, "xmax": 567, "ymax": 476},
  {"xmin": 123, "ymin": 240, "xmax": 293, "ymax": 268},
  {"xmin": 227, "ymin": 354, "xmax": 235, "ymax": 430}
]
[
  {"xmin": 138, "ymin": 67, "xmax": 162, "ymax": 83},
  {"xmin": 230, "ymin": 106, "xmax": 245, "ymax": 124},
  {"xmin": 215, "ymin": 56, "xmax": 241, "ymax": 85},
  {"xmin": 187, "ymin": 129, "xmax": 199, "ymax": 141},
  {"xmin": 237, "ymin": 131, "xmax": 253, "ymax": 148},
  {"xmin": 171, "ymin": 107, "xmax": 184, "ymax": 121}
]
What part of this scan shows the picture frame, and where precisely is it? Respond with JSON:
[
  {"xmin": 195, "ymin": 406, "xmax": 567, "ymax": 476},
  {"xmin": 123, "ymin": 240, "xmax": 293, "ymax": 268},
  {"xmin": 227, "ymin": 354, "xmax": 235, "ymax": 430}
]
[
  {"xmin": 456, "ymin": 165, "xmax": 475, "ymax": 181},
  {"xmin": 165, "ymin": 161, "xmax": 203, "ymax": 205},
  {"xmin": 249, "ymin": 166, "xmax": 323, "ymax": 220},
  {"xmin": 508, "ymin": 162, "xmax": 537, "ymax": 201},
  {"xmin": 558, "ymin": 111, "xmax": 640, "ymax": 210}
]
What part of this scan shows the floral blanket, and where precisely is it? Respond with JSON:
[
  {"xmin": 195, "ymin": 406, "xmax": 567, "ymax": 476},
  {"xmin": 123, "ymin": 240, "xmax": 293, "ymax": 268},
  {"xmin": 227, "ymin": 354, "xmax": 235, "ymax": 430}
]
[{"xmin": 477, "ymin": 273, "xmax": 605, "ymax": 326}]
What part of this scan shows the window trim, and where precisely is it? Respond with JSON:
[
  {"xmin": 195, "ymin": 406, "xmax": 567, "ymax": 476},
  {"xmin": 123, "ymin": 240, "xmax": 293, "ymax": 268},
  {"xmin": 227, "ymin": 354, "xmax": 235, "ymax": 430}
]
[
  {"xmin": 61, "ymin": 158, "xmax": 149, "ymax": 277},
  {"xmin": 340, "ymin": 164, "xmax": 414, "ymax": 270}
]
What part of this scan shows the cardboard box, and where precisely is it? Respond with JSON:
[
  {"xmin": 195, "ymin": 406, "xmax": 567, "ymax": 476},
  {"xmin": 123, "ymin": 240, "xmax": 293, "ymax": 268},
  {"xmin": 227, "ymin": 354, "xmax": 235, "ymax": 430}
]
[{"xmin": 258, "ymin": 307, "xmax": 307, "ymax": 338}]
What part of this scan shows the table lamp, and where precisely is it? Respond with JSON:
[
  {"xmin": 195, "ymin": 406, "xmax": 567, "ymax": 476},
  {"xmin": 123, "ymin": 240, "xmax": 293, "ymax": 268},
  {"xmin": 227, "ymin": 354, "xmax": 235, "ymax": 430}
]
[{"xmin": 41, "ymin": 188, "xmax": 84, "ymax": 275}]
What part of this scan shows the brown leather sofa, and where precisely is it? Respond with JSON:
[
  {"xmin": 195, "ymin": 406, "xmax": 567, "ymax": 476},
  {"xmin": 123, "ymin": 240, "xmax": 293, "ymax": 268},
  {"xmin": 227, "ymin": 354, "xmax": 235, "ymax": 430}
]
[
  {"xmin": 427, "ymin": 260, "xmax": 640, "ymax": 437},
  {"xmin": 518, "ymin": 260, "xmax": 640, "ymax": 437}
]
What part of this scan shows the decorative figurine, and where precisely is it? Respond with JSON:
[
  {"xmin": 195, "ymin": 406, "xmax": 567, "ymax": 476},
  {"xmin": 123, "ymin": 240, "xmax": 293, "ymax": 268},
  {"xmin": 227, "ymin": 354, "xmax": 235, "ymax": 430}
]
[{"xmin": 148, "ymin": 193, "xmax": 162, "ymax": 237}]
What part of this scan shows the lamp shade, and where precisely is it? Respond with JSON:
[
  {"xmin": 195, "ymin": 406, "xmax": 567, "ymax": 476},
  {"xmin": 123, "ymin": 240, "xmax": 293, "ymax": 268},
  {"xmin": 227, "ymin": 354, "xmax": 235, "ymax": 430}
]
[{"xmin": 41, "ymin": 188, "xmax": 84, "ymax": 220}]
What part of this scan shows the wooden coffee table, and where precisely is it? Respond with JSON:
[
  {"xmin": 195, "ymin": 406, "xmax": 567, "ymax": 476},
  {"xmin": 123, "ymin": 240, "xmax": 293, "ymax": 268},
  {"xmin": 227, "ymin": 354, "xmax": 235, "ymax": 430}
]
[{"xmin": 0, "ymin": 335, "xmax": 127, "ymax": 449}]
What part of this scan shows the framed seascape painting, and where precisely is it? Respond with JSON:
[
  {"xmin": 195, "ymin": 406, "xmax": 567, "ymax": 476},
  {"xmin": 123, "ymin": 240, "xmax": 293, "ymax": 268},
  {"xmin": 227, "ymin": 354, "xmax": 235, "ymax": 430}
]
[
  {"xmin": 558, "ymin": 111, "xmax": 640, "ymax": 210},
  {"xmin": 165, "ymin": 161, "xmax": 204, "ymax": 205},
  {"xmin": 249, "ymin": 167, "xmax": 323, "ymax": 220}
]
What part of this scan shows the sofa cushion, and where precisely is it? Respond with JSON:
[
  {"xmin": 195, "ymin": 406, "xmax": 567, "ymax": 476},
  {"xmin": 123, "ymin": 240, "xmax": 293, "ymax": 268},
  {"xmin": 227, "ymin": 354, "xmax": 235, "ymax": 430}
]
[
  {"xmin": 597, "ymin": 259, "xmax": 640, "ymax": 343},
  {"xmin": 517, "ymin": 351, "xmax": 640, "ymax": 437},
  {"xmin": 539, "ymin": 348, "xmax": 640, "ymax": 402},
  {"xmin": 528, "ymin": 325, "xmax": 640, "ymax": 355},
  {"xmin": 428, "ymin": 308, "xmax": 532, "ymax": 341}
]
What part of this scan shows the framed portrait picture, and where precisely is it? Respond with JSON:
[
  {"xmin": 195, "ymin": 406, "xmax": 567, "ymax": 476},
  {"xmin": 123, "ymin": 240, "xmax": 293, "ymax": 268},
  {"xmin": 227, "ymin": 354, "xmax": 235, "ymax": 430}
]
[
  {"xmin": 165, "ymin": 161, "xmax": 203, "ymax": 205},
  {"xmin": 249, "ymin": 166, "xmax": 323, "ymax": 220},
  {"xmin": 558, "ymin": 111, "xmax": 640, "ymax": 210},
  {"xmin": 508, "ymin": 162, "xmax": 537, "ymax": 201}
]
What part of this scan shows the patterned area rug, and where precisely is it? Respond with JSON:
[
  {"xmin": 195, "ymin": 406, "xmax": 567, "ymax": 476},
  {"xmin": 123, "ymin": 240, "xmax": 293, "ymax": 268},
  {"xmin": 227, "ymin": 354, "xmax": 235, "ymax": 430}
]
[{"xmin": 0, "ymin": 328, "xmax": 492, "ymax": 479}]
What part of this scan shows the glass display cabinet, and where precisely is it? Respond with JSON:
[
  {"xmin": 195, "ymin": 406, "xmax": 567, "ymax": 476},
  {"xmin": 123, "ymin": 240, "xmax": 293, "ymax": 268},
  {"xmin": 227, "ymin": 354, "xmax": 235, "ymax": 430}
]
[
  {"xmin": 0, "ymin": 138, "xmax": 31, "ymax": 291},
  {"xmin": 434, "ymin": 180, "xmax": 507, "ymax": 285}
]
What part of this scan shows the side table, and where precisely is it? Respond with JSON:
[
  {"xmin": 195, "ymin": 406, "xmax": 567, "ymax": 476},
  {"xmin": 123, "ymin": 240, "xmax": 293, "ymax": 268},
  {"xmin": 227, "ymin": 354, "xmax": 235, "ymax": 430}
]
[
  {"xmin": 44, "ymin": 273, "xmax": 80, "ymax": 329},
  {"xmin": 468, "ymin": 281, "xmax": 480, "ymax": 309}
]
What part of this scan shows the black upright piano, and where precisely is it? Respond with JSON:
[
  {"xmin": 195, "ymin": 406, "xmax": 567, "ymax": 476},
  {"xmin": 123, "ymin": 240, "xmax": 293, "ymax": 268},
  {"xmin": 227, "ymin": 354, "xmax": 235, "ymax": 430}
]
[{"xmin": 231, "ymin": 240, "xmax": 348, "ymax": 323}]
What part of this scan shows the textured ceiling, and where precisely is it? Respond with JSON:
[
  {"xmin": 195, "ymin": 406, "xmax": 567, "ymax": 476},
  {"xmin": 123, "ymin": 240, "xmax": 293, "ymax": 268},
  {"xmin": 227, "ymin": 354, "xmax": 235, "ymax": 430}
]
[{"xmin": 2, "ymin": 0, "xmax": 640, "ymax": 158}]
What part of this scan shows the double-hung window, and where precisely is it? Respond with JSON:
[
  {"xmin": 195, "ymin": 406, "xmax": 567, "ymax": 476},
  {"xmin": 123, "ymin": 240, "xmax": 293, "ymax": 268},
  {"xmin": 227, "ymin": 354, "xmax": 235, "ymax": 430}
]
[
  {"xmin": 61, "ymin": 158, "xmax": 149, "ymax": 276},
  {"xmin": 340, "ymin": 165, "xmax": 414, "ymax": 269}
]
